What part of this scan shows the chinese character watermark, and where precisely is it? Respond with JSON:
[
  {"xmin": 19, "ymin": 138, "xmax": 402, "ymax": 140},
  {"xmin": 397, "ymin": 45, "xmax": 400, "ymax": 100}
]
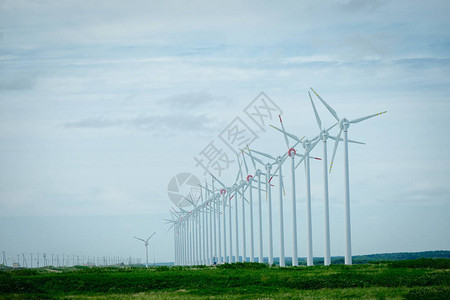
[
  {"xmin": 193, "ymin": 141, "xmax": 234, "ymax": 177},
  {"xmin": 244, "ymin": 92, "xmax": 283, "ymax": 131},
  {"xmin": 192, "ymin": 92, "xmax": 283, "ymax": 178},
  {"xmin": 219, "ymin": 117, "xmax": 258, "ymax": 154}
]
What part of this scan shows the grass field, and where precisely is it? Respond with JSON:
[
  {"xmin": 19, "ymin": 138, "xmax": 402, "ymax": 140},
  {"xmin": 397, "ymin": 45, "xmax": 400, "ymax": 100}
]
[{"xmin": 0, "ymin": 258, "xmax": 449, "ymax": 299}]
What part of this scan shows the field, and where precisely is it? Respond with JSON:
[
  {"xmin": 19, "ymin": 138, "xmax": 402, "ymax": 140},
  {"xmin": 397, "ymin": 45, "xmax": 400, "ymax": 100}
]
[{"xmin": 0, "ymin": 258, "xmax": 449, "ymax": 299}]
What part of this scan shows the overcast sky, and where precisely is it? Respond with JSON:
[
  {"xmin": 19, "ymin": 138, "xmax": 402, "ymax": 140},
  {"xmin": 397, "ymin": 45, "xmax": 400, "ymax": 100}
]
[{"xmin": 0, "ymin": 0, "xmax": 449, "ymax": 264}]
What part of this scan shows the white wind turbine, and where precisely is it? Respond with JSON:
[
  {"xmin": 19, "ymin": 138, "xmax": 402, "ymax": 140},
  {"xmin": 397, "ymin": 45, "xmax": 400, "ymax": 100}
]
[
  {"xmin": 210, "ymin": 177, "xmax": 218, "ymax": 265},
  {"xmin": 236, "ymin": 153, "xmax": 255, "ymax": 263},
  {"xmin": 242, "ymin": 149, "xmax": 266, "ymax": 264},
  {"xmin": 231, "ymin": 157, "xmax": 247, "ymax": 263},
  {"xmin": 165, "ymin": 209, "xmax": 179, "ymax": 265},
  {"xmin": 181, "ymin": 194, "xmax": 200, "ymax": 265},
  {"xmin": 236, "ymin": 152, "xmax": 260, "ymax": 263},
  {"xmin": 199, "ymin": 180, "xmax": 212, "ymax": 265},
  {"xmin": 172, "ymin": 205, "xmax": 194, "ymax": 266},
  {"xmin": 308, "ymin": 91, "xmax": 363, "ymax": 265},
  {"xmin": 210, "ymin": 167, "xmax": 243, "ymax": 264},
  {"xmin": 245, "ymin": 147, "xmax": 283, "ymax": 266},
  {"xmin": 269, "ymin": 115, "xmax": 305, "ymax": 266},
  {"xmin": 133, "ymin": 232, "xmax": 156, "ymax": 268},
  {"xmin": 206, "ymin": 177, "xmax": 228, "ymax": 264},
  {"xmin": 270, "ymin": 124, "xmax": 322, "ymax": 266},
  {"xmin": 262, "ymin": 141, "xmax": 301, "ymax": 267},
  {"xmin": 174, "ymin": 206, "xmax": 190, "ymax": 266},
  {"xmin": 240, "ymin": 150, "xmax": 260, "ymax": 263},
  {"xmin": 311, "ymin": 88, "xmax": 387, "ymax": 265}
]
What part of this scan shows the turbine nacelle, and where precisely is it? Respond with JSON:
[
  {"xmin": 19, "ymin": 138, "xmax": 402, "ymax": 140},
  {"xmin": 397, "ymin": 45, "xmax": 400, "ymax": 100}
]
[
  {"xmin": 276, "ymin": 156, "xmax": 284, "ymax": 164},
  {"xmin": 288, "ymin": 147, "xmax": 296, "ymax": 157},
  {"xmin": 320, "ymin": 130, "xmax": 329, "ymax": 141},
  {"xmin": 302, "ymin": 139, "xmax": 312, "ymax": 150},
  {"xmin": 339, "ymin": 118, "xmax": 350, "ymax": 131}
]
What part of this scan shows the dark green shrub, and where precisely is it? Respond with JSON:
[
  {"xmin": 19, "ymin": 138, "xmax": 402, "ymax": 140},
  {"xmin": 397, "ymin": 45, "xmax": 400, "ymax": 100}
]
[
  {"xmin": 391, "ymin": 258, "xmax": 450, "ymax": 269},
  {"xmin": 217, "ymin": 262, "xmax": 268, "ymax": 269}
]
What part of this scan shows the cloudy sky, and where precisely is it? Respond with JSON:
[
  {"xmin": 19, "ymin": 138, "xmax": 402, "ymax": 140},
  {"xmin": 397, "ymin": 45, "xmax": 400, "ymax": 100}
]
[{"xmin": 0, "ymin": 0, "xmax": 449, "ymax": 264}]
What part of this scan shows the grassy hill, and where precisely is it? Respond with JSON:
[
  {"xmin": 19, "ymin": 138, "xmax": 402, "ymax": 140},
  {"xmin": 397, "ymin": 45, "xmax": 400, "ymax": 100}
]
[{"xmin": 0, "ymin": 257, "xmax": 449, "ymax": 299}]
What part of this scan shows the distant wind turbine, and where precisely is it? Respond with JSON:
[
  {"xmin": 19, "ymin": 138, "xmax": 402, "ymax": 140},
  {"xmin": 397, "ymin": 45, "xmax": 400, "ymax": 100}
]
[{"xmin": 134, "ymin": 232, "xmax": 156, "ymax": 268}]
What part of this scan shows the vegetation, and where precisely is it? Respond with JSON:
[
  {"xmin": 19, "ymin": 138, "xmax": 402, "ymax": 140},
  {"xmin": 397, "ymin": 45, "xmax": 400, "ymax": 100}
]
[{"xmin": 0, "ymin": 258, "xmax": 449, "ymax": 299}]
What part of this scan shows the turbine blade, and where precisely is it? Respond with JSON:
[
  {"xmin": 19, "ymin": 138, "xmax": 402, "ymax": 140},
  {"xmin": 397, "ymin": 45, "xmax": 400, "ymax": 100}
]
[
  {"xmin": 270, "ymin": 124, "xmax": 303, "ymax": 143},
  {"xmin": 133, "ymin": 237, "xmax": 145, "ymax": 242},
  {"xmin": 350, "ymin": 111, "xmax": 387, "ymax": 124},
  {"xmin": 236, "ymin": 153, "xmax": 243, "ymax": 180},
  {"xmin": 198, "ymin": 183, "xmax": 214, "ymax": 194},
  {"xmin": 295, "ymin": 155, "xmax": 306, "ymax": 169},
  {"xmin": 311, "ymin": 134, "xmax": 320, "ymax": 142},
  {"xmin": 183, "ymin": 196, "xmax": 196, "ymax": 207},
  {"xmin": 245, "ymin": 144, "xmax": 257, "ymax": 169},
  {"xmin": 246, "ymin": 145, "xmax": 264, "ymax": 170},
  {"xmin": 241, "ymin": 150, "xmax": 249, "ymax": 175},
  {"xmin": 207, "ymin": 171, "xmax": 226, "ymax": 188},
  {"xmin": 248, "ymin": 148, "xmax": 276, "ymax": 161},
  {"xmin": 308, "ymin": 155, "xmax": 321, "ymax": 160},
  {"xmin": 310, "ymin": 138, "xmax": 320, "ymax": 151},
  {"xmin": 329, "ymin": 128, "xmax": 342, "ymax": 173},
  {"xmin": 146, "ymin": 232, "xmax": 156, "ymax": 242},
  {"xmin": 329, "ymin": 135, "xmax": 365, "ymax": 145},
  {"xmin": 235, "ymin": 155, "xmax": 243, "ymax": 183},
  {"xmin": 311, "ymin": 88, "xmax": 340, "ymax": 122},
  {"xmin": 309, "ymin": 91, "xmax": 322, "ymax": 130},
  {"xmin": 166, "ymin": 224, "xmax": 174, "ymax": 233},
  {"xmin": 278, "ymin": 115, "xmax": 290, "ymax": 149},
  {"xmin": 327, "ymin": 122, "xmax": 339, "ymax": 132},
  {"xmin": 348, "ymin": 139, "xmax": 365, "ymax": 145}
]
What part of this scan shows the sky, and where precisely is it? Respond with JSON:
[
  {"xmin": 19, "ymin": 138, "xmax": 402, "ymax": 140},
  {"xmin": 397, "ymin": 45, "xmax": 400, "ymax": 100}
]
[{"xmin": 0, "ymin": 0, "xmax": 449, "ymax": 264}]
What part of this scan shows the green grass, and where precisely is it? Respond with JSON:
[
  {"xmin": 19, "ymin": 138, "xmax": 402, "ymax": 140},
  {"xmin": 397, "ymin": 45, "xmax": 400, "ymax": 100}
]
[{"xmin": 0, "ymin": 259, "xmax": 449, "ymax": 299}]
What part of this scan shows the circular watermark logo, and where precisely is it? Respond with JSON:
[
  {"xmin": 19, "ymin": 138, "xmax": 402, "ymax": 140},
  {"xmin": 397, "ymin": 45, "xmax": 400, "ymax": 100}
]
[{"xmin": 167, "ymin": 172, "xmax": 201, "ymax": 208}]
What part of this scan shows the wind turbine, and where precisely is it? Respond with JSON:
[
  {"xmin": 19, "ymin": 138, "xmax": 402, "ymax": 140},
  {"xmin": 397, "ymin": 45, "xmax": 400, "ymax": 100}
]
[
  {"xmin": 170, "ymin": 206, "xmax": 187, "ymax": 265},
  {"xmin": 211, "ymin": 162, "xmax": 245, "ymax": 264},
  {"xmin": 165, "ymin": 207, "xmax": 185, "ymax": 266},
  {"xmin": 133, "ymin": 232, "xmax": 156, "ymax": 268},
  {"xmin": 241, "ymin": 150, "xmax": 258, "ymax": 262},
  {"xmin": 245, "ymin": 147, "xmax": 282, "ymax": 266},
  {"xmin": 231, "ymin": 157, "xmax": 245, "ymax": 263},
  {"xmin": 236, "ymin": 153, "xmax": 250, "ymax": 263},
  {"xmin": 269, "ymin": 115, "xmax": 304, "ymax": 266},
  {"xmin": 196, "ymin": 180, "xmax": 211, "ymax": 265},
  {"xmin": 22, "ymin": 254, "xmax": 27, "ymax": 268},
  {"xmin": 200, "ymin": 188, "xmax": 207, "ymax": 265},
  {"xmin": 243, "ymin": 148, "xmax": 271, "ymax": 264},
  {"xmin": 311, "ymin": 87, "xmax": 387, "ymax": 265},
  {"xmin": 2, "ymin": 251, "xmax": 7, "ymax": 266},
  {"xmin": 308, "ymin": 91, "xmax": 361, "ymax": 265},
  {"xmin": 186, "ymin": 192, "xmax": 205, "ymax": 266},
  {"xmin": 270, "ymin": 124, "xmax": 322, "ymax": 266},
  {"xmin": 243, "ymin": 150, "xmax": 265, "ymax": 264}
]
